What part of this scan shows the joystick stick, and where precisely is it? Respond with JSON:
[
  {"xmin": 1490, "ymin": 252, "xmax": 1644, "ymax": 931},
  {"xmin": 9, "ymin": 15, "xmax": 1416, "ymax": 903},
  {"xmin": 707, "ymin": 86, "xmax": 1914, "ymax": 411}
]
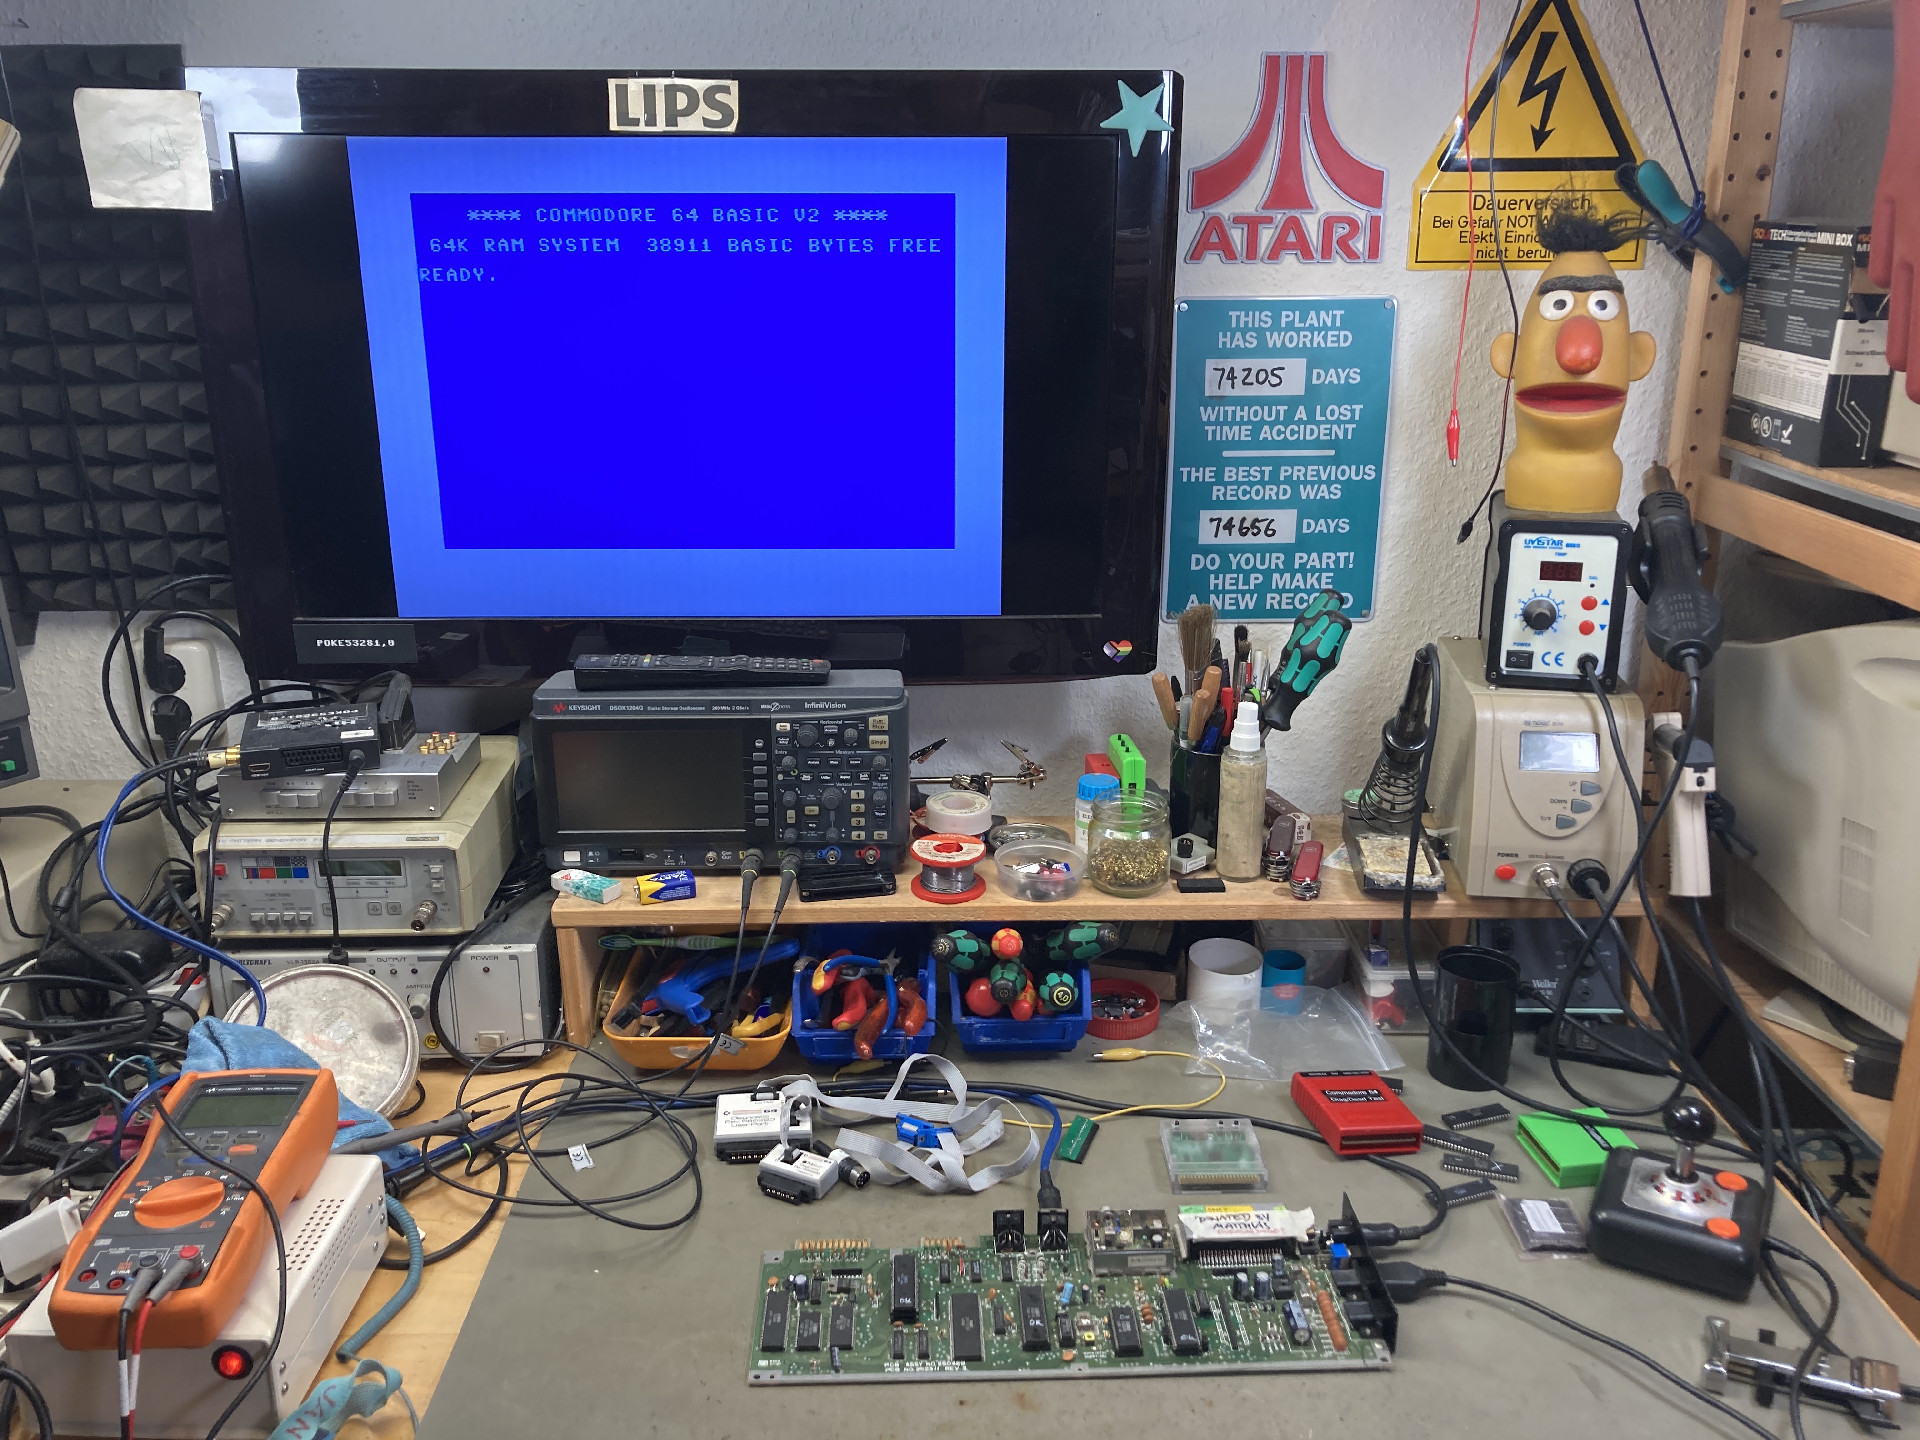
[
  {"xmin": 1663, "ymin": 1098, "xmax": 1714, "ymax": 1182},
  {"xmin": 1587, "ymin": 1096, "xmax": 1764, "ymax": 1299}
]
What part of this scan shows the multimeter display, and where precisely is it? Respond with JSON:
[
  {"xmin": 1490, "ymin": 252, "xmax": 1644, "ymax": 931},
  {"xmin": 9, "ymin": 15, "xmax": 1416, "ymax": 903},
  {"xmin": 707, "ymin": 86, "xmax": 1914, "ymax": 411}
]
[{"xmin": 178, "ymin": 1089, "xmax": 302, "ymax": 1130}]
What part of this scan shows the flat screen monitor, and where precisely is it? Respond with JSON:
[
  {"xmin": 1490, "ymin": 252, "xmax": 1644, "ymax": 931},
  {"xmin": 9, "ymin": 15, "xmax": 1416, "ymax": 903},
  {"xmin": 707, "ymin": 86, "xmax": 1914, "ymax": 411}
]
[{"xmin": 191, "ymin": 69, "xmax": 1180, "ymax": 681}]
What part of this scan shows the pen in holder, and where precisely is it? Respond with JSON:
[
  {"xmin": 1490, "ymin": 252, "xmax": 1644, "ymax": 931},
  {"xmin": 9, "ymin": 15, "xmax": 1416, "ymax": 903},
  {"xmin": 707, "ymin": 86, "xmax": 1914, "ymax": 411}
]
[{"xmin": 1168, "ymin": 732, "xmax": 1222, "ymax": 847}]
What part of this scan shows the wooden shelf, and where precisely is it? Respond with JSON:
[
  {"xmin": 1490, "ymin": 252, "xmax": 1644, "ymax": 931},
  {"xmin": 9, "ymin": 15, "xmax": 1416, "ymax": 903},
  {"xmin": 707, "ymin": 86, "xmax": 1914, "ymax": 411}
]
[
  {"xmin": 1781, "ymin": 0, "xmax": 1893, "ymax": 25},
  {"xmin": 550, "ymin": 817, "xmax": 1644, "ymax": 929},
  {"xmin": 1692, "ymin": 468, "xmax": 1920, "ymax": 610},
  {"xmin": 1722, "ymin": 438, "xmax": 1920, "ymax": 523},
  {"xmin": 1702, "ymin": 918, "xmax": 1891, "ymax": 1150}
]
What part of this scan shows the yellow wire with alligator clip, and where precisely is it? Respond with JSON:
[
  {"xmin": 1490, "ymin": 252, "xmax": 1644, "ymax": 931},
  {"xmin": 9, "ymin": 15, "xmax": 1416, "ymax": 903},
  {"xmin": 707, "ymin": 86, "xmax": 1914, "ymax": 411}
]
[
  {"xmin": 1084, "ymin": 1047, "xmax": 1228, "ymax": 1120},
  {"xmin": 999, "ymin": 1046, "xmax": 1230, "ymax": 1139}
]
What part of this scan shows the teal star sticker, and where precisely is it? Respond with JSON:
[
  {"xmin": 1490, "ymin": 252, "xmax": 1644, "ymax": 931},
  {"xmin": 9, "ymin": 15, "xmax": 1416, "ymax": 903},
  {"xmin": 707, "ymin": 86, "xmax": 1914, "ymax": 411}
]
[{"xmin": 1100, "ymin": 80, "xmax": 1173, "ymax": 157}]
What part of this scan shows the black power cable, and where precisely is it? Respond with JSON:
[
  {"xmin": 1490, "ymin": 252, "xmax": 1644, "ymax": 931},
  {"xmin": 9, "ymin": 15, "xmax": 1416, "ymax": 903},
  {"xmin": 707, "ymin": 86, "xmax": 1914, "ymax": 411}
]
[
  {"xmin": 149, "ymin": 1098, "xmax": 286, "ymax": 1440},
  {"xmin": 1433, "ymin": 1272, "xmax": 1778, "ymax": 1439},
  {"xmin": 319, "ymin": 753, "xmax": 369, "ymax": 964}
]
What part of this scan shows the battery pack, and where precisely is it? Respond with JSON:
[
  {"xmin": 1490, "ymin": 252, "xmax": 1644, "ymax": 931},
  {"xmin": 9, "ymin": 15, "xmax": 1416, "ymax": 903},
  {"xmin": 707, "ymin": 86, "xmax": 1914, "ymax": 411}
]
[{"xmin": 1289, "ymin": 1070, "xmax": 1422, "ymax": 1156}]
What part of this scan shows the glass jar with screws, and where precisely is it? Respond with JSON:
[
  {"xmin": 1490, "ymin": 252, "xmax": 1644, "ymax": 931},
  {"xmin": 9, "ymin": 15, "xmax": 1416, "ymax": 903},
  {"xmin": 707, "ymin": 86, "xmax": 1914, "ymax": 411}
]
[{"xmin": 1085, "ymin": 790, "xmax": 1172, "ymax": 898}]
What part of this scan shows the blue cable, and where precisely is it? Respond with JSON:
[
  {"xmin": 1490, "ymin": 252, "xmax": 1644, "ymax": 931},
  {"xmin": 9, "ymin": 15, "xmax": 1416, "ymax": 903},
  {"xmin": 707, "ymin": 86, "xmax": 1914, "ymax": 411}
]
[
  {"xmin": 117, "ymin": 1073, "xmax": 178, "ymax": 1140},
  {"xmin": 1631, "ymin": 0, "xmax": 1700, "ymax": 203},
  {"xmin": 1036, "ymin": 1098, "xmax": 1067, "ymax": 1175},
  {"xmin": 335, "ymin": 1197, "xmax": 422, "ymax": 1361},
  {"xmin": 96, "ymin": 766, "xmax": 268, "ymax": 1024}
]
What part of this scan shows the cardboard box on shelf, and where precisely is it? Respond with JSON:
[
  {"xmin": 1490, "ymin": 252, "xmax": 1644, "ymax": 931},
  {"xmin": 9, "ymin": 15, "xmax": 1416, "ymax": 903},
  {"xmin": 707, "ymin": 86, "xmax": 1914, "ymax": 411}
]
[{"xmin": 1728, "ymin": 221, "xmax": 1891, "ymax": 468}]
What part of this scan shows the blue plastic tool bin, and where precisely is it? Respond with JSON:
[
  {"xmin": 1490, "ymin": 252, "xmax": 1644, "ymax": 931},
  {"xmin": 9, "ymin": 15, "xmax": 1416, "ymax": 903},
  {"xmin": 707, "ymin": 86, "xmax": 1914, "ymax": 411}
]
[
  {"xmin": 791, "ymin": 924, "xmax": 937, "ymax": 1063},
  {"xmin": 947, "ymin": 961, "xmax": 1093, "ymax": 1053}
]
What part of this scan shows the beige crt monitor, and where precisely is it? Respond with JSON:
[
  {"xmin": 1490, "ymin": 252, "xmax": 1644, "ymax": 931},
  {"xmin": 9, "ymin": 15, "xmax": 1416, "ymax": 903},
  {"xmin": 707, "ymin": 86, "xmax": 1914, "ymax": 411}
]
[{"xmin": 1427, "ymin": 638, "xmax": 1645, "ymax": 898}]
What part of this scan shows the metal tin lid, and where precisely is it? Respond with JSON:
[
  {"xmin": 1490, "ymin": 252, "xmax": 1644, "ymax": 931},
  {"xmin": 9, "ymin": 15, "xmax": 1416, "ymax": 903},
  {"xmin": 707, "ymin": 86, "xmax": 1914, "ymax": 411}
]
[
  {"xmin": 985, "ymin": 820, "xmax": 1072, "ymax": 851},
  {"xmin": 223, "ymin": 964, "xmax": 420, "ymax": 1116}
]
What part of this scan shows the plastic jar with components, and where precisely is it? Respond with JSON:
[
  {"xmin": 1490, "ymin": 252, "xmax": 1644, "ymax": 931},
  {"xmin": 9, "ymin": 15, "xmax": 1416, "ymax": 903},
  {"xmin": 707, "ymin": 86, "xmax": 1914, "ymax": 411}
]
[{"xmin": 1074, "ymin": 772, "xmax": 1120, "ymax": 852}]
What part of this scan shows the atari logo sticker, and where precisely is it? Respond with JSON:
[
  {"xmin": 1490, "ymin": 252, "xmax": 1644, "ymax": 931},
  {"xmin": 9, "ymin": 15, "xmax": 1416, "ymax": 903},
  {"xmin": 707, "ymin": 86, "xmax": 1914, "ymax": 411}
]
[{"xmin": 1186, "ymin": 54, "xmax": 1385, "ymax": 265}]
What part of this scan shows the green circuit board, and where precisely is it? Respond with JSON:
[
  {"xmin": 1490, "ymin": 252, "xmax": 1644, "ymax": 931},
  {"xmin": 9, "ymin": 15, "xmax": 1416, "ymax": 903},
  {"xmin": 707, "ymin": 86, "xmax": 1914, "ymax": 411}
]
[{"xmin": 748, "ymin": 1209, "xmax": 1393, "ymax": 1385}]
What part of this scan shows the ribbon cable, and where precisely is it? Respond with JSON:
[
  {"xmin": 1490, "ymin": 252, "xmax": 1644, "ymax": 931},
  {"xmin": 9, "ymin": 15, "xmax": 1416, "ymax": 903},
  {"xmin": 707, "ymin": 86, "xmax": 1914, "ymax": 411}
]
[{"xmin": 775, "ymin": 1053, "xmax": 1038, "ymax": 1194}]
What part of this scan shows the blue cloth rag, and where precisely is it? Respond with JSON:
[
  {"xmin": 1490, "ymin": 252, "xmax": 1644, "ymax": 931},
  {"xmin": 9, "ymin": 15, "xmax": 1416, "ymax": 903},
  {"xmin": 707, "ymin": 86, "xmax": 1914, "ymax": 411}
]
[{"xmin": 184, "ymin": 1018, "xmax": 417, "ymax": 1169}]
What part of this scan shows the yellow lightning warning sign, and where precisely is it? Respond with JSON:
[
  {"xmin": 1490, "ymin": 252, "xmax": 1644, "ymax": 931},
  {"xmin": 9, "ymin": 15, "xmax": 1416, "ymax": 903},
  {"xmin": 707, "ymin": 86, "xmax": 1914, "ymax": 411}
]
[{"xmin": 1409, "ymin": 0, "xmax": 1644, "ymax": 270}]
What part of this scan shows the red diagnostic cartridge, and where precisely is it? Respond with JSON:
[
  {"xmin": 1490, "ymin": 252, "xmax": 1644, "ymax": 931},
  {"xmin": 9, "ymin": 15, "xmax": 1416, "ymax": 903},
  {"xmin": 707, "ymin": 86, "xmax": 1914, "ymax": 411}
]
[{"xmin": 1290, "ymin": 1070, "xmax": 1423, "ymax": 1156}]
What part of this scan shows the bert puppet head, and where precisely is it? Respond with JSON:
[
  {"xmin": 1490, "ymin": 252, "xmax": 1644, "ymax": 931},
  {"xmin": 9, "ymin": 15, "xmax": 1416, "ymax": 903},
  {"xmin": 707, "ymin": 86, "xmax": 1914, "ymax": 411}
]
[{"xmin": 1490, "ymin": 198, "xmax": 1657, "ymax": 515}]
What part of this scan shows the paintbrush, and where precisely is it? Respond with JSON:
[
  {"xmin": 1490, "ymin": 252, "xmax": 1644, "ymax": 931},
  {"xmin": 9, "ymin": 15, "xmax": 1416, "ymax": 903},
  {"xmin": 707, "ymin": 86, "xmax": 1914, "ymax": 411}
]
[
  {"xmin": 1188, "ymin": 664, "xmax": 1222, "ymax": 744},
  {"xmin": 1177, "ymin": 603, "xmax": 1216, "ymax": 696},
  {"xmin": 1233, "ymin": 624, "xmax": 1250, "ymax": 690},
  {"xmin": 1151, "ymin": 672, "xmax": 1178, "ymax": 730}
]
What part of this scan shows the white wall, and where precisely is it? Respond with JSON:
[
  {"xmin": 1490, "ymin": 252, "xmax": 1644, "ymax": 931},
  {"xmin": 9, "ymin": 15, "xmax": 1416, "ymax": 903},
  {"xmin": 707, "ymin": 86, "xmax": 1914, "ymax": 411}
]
[{"xmin": 8, "ymin": 0, "xmax": 1751, "ymax": 816}]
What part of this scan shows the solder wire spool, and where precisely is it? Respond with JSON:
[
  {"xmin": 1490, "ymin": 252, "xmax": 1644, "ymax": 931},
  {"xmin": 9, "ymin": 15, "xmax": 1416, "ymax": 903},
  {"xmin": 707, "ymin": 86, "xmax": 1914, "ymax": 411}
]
[
  {"xmin": 922, "ymin": 788, "xmax": 993, "ymax": 837},
  {"xmin": 909, "ymin": 833, "xmax": 988, "ymax": 904}
]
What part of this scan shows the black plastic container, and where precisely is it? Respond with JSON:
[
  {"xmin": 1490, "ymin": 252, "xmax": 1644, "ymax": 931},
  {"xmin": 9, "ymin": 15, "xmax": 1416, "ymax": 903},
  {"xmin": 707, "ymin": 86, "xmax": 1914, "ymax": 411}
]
[
  {"xmin": 1426, "ymin": 945, "xmax": 1520, "ymax": 1091},
  {"xmin": 1168, "ymin": 736, "xmax": 1221, "ymax": 846}
]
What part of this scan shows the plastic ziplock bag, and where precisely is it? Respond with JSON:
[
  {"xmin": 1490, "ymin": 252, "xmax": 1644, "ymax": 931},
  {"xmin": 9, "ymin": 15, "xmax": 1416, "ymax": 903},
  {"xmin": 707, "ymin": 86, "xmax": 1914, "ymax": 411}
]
[{"xmin": 1171, "ymin": 986, "xmax": 1401, "ymax": 1083}]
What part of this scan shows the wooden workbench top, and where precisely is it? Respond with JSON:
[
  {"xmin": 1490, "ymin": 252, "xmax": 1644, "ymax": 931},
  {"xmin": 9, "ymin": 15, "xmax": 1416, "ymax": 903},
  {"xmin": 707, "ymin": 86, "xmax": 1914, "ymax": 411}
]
[{"xmin": 550, "ymin": 816, "xmax": 1642, "ymax": 928}]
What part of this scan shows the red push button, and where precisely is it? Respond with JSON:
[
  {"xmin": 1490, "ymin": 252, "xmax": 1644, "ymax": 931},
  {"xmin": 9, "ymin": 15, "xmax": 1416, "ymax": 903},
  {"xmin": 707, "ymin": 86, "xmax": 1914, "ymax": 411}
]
[
  {"xmin": 1581, "ymin": 595, "xmax": 1598, "ymax": 610},
  {"xmin": 1706, "ymin": 1216, "xmax": 1741, "ymax": 1240},
  {"xmin": 212, "ymin": 863, "xmax": 227, "ymax": 878},
  {"xmin": 179, "ymin": 1244, "xmax": 202, "ymax": 1259},
  {"xmin": 1714, "ymin": 1171, "xmax": 1748, "ymax": 1193},
  {"xmin": 1494, "ymin": 864, "xmax": 1518, "ymax": 882},
  {"xmin": 1579, "ymin": 620, "xmax": 1596, "ymax": 636}
]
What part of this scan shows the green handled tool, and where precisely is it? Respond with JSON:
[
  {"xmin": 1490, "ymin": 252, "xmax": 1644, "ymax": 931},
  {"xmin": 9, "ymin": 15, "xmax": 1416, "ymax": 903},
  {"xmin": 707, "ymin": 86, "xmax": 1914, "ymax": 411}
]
[
  {"xmin": 1259, "ymin": 588, "xmax": 1353, "ymax": 732},
  {"xmin": 1043, "ymin": 922, "xmax": 1120, "ymax": 963},
  {"xmin": 930, "ymin": 928, "xmax": 991, "ymax": 973},
  {"xmin": 988, "ymin": 958, "xmax": 1026, "ymax": 1005},
  {"xmin": 1615, "ymin": 160, "xmax": 1747, "ymax": 296},
  {"xmin": 1038, "ymin": 969, "xmax": 1080, "ymax": 1014}
]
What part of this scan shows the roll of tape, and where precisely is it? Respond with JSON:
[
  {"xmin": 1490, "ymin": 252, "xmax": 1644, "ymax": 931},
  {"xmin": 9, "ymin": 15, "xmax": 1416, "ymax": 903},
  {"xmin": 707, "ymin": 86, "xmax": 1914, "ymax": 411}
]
[{"xmin": 923, "ymin": 789, "xmax": 993, "ymax": 836}]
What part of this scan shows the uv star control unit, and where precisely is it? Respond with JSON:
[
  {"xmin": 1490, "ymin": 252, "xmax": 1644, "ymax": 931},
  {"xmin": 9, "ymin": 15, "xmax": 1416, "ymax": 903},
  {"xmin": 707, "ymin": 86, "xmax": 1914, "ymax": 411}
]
[
  {"xmin": 13, "ymin": 1155, "xmax": 385, "ymax": 1438},
  {"xmin": 220, "ymin": 730, "xmax": 481, "ymax": 820},
  {"xmin": 195, "ymin": 737, "xmax": 517, "ymax": 939},
  {"xmin": 1427, "ymin": 638, "xmax": 1645, "ymax": 898},
  {"xmin": 532, "ymin": 668, "xmax": 909, "ymax": 875},
  {"xmin": 209, "ymin": 898, "xmax": 557, "ymax": 1060},
  {"xmin": 1481, "ymin": 495, "xmax": 1632, "ymax": 691}
]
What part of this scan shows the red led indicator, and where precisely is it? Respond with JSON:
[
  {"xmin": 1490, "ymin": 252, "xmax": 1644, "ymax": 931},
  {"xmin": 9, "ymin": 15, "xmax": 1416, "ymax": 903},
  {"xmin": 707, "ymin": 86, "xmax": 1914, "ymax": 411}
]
[{"xmin": 213, "ymin": 1346, "xmax": 252, "ymax": 1379}]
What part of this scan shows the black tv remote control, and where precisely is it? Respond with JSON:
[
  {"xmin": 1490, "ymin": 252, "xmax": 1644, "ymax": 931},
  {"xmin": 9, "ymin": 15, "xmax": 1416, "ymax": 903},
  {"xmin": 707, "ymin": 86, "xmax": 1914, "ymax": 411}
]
[{"xmin": 572, "ymin": 654, "xmax": 832, "ymax": 691}]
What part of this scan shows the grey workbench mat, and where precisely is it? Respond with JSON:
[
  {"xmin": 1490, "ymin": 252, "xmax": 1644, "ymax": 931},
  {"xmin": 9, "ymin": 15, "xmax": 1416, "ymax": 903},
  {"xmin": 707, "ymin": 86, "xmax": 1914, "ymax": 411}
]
[{"xmin": 417, "ymin": 1038, "xmax": 1920, "ymax": 1438}]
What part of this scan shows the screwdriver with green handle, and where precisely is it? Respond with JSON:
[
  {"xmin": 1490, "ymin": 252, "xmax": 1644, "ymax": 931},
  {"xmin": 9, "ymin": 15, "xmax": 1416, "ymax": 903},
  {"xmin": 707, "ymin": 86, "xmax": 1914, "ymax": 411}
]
[
  {"xmin": 1259, "ymin": 588, "xmax": 1353, "ymax": 733},
  {"xmin": 929, "ymin": 928, "xmax": 991, "ymax": 973},
  {"xmin": 1042, "ymin": 922, "xmax": 1120, "ymax": 963}
]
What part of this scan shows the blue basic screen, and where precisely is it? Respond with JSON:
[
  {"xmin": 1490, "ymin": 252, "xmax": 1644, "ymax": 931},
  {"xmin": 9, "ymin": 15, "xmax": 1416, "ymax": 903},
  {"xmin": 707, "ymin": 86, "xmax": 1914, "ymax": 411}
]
[{"xmin": 345, "ymin": 137, "xmax": 1008, "ymax": 618}]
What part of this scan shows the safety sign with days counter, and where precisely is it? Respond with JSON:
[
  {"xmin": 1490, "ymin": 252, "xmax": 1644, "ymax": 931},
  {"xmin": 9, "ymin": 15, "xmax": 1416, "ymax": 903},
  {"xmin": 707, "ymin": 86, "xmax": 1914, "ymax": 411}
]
[{"xmin": 1164, "ymin": 295, "xmax": 1395, "ymax": 620}]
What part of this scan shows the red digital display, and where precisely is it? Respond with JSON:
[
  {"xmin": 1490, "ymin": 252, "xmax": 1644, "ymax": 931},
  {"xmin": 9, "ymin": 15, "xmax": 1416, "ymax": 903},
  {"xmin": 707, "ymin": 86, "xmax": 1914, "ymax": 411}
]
[{"xmin": 1539, "ymin": 561, "xmax": 1584, "ymax": 582}]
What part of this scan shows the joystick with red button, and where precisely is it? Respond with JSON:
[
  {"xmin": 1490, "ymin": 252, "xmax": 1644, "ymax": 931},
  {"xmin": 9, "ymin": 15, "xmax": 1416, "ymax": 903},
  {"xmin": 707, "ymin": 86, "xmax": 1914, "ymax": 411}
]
[{"xmin": 1587, "ymin": 1097, "xmax": 1765, "ymax": 1298}]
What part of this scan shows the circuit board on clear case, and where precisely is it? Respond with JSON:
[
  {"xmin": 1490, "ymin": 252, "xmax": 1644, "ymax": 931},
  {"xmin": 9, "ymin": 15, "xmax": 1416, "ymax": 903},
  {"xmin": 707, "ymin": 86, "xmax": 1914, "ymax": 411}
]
[{"xmin": 748, "ymin": 1206, "xmax": 1394, "ymax": 1384}]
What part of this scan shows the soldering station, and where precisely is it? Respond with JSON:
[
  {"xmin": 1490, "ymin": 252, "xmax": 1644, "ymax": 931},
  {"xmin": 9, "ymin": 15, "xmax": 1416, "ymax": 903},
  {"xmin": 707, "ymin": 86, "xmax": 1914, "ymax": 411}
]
[{"xmin": 0, "ymin": 4, "xmax": 1916, "ymax": 1437}]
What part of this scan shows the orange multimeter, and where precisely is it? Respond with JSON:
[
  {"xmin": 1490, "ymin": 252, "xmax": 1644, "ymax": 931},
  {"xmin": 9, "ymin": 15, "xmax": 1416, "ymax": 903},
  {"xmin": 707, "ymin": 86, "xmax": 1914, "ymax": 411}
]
[{"xmin": 50, "ymin": 1068, "xmax": 338, "ymax": 1350}]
